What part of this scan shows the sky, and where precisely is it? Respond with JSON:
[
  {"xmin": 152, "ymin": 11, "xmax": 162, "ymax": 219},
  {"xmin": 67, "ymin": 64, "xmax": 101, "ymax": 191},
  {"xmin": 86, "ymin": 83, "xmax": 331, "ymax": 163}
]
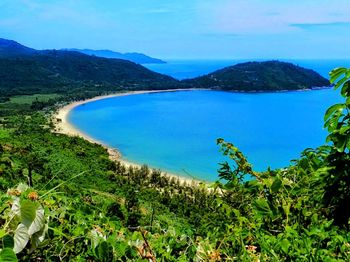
[{"xmin": 0, "ymin": 0, "xmax": 350, "ymax": 59}]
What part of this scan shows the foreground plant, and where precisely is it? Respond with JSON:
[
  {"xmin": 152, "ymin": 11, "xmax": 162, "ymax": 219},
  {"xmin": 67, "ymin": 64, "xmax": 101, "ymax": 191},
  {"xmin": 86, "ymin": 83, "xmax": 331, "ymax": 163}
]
[{"xmin": 0, "ymin": 184, "xmax": 47, "ymax": 261}]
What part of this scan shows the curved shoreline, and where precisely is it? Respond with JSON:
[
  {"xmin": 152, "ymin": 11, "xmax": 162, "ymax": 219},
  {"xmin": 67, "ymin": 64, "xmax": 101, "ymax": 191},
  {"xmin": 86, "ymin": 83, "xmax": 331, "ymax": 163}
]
[{"xmin": 53, "ymin": 89, "xmax": 206, "ymax": 185}]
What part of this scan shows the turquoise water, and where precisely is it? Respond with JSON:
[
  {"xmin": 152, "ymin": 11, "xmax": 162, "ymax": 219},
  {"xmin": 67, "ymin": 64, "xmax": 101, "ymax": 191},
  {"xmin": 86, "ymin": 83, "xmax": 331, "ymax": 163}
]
[{"xmin": 69, "ymin": 89, "xmax": 341, "ymax": 181}]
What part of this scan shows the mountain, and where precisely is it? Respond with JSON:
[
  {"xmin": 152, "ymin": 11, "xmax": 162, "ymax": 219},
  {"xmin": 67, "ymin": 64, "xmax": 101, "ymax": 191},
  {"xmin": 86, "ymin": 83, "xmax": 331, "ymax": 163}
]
[
  {"xmin": 0, "ymin": 50, "xmax": 179, "ymax": 97},
  {"xmin": 0, "ymin": 38, "xmax": 165, "ymax": 64},
  {"xmin": 184, "ymin": 61, "xmax": 330, "ymax": 91},
  {"xmin": 0, "ymin": 39, "xmax": 331, "ymax": 98},
  {"xmin": 65, "ymin": 49, "xmax": 166, "ymax": 64},
  {"xmin": 0, "ymin": 38, "xmax": 37, "ymax": 57}
]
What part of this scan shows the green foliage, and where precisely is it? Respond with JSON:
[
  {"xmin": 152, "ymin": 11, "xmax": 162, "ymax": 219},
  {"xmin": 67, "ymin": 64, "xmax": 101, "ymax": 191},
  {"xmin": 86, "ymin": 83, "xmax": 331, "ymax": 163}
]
[
  {"xmin": 0, "ymin": 51, "xmax": 180, "ymax": 98},
  {"xmin": 185, "ymin": 61, "xmax": 330, "ymax": 91},
  {"xmin": 0, "ymin": 67, "xmax": 349, "ymax": 260}
]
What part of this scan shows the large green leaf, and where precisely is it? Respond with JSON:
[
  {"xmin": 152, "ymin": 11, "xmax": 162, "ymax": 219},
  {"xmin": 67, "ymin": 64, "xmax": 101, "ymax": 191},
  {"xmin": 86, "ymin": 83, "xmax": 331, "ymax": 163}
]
[
  {"xmin": 13, "ymin": 224, "xmax": 29, "ymax": 254},
  {"xmin": 30, "ymin": 224, "xmax": 47, "ymax": 250},
  {"xmin": 280, "ymin": 239, "xmax": 290, "ymax": 254},
  {"xmin": 0, "ymin": 248, "xmax": 17, "ymax": 262},
  {"xmin": 20, "ymin": 201, "xmax": 37, "ymax": 228},
  {"xmin": 270, "ymin": 178, "xmax": 282, "ymax": 193},
  {"xmin": 324, "ymin": 103, "xmax": 344, "ymax": 122},
  {"xmin": 330, "ymin": 67, "xmax": 347, "ymax": 83},
  {"xmin": 28, "ymin": 205, "xmax": 45, "ymax": 236}
]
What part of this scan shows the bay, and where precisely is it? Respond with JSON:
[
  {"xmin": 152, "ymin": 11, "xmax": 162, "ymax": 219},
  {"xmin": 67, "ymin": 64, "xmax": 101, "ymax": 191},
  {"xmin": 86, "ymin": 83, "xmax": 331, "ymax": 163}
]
[{"xmin": 69, "ymin": 88, "xmax": 341, "ymax": 181}]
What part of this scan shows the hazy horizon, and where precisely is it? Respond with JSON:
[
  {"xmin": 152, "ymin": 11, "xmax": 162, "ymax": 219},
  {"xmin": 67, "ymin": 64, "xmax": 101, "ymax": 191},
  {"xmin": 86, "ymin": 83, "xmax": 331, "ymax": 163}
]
[{"xmin": 1, "ymin": 0, "xmax": 350, "ymax": 59}]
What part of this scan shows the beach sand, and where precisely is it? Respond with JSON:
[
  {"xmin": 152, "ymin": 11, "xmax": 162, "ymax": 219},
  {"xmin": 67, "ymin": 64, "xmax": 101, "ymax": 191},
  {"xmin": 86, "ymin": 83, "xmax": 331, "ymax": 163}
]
[{"xmin": 53, "ymin": 89, "xmax": 206, "ymax": 186}]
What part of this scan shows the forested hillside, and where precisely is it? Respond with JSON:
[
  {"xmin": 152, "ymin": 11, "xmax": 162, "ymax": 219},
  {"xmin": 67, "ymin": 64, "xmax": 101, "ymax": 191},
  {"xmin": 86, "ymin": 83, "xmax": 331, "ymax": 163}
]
[
  {"xmin": 0, "ymin": 67, "xmax": 349, "ymax": 260},
  {"xmin": 0, "ymin": 50, "xmax": 179, "ymax": 98},
  {"xmin": 185, "ymin": 61, "xmax": 330, "ymax": 91}
]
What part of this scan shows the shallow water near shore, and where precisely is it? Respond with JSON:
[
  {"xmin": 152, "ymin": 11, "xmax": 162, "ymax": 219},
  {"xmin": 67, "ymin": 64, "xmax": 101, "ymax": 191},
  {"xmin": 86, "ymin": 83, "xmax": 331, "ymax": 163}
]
[{"xmin": 69, "ymin": 89, "xmax": 340, "ymax": 181}]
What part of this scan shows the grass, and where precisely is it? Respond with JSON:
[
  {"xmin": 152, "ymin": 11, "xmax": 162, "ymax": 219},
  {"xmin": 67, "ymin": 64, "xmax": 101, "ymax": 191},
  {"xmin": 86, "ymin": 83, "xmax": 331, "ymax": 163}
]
[
  {"xmin": 0, "ymin": 129, "xmax": 10, "ymax": 139},
  {"xmin": 8, "ymin": 94, "xmax": 61, "ymax": 104}
]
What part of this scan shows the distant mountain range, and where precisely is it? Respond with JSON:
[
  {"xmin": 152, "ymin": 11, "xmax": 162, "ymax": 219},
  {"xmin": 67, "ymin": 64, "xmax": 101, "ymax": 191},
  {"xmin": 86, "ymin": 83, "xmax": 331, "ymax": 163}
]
[
  {"xmin": 0, "ymin": 38, "xmax": 330, "ymax": 98},
  {"xmin": 65, "ymin": 49, "xmax": 166, "ymax": 64},
  {"xmin": 0, "ymin": 38, "xmax": 165, "ymax": 64}
]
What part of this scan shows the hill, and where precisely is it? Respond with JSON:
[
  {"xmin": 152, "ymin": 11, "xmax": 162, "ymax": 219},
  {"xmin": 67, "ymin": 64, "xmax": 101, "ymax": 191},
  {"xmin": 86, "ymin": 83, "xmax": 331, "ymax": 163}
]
[
  {"xmin": 184, "ymin": 61, "xmax": 330, "ymax": 91},
  {"xmin": 0, "ymin": 38, "xmax": 37, "ymax": 57},
  {"xmin": 0, "ymin": 50, "xmax": 179, "ymax": 97},
  {"xmin": 66, "ymin": 48, "xmax": 166, "ymax": 64}
]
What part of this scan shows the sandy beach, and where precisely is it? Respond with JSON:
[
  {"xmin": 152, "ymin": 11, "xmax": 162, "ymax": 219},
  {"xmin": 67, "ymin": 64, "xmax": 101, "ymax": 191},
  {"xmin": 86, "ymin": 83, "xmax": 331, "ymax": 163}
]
[{"xmin": 54, "ymin": 89, "xmax": 205, "ymax": 185}]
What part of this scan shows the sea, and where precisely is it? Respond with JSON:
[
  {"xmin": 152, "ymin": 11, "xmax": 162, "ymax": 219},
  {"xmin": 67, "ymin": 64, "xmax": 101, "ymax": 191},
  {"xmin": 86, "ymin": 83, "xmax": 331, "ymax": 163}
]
[{"xmin": 69, "ymin": 59, "xmax": 350, "ymax": 181}]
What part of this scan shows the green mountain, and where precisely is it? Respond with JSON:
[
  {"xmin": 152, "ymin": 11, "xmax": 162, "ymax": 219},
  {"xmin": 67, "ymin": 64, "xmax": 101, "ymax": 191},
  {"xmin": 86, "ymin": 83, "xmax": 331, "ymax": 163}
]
[
  {"xmin": 0, "ymin": 38, "xmax": 37, "ymax": 57},
  {"xmin": 66, "ymin": 48, "xmax": 166, "ymax": 64},
  {"xmin": 0, "ymin": 50, "xmax": 179, "ymax": 97},
  {"xmin": 184, "ymin": 61, "xmax": 330, "ymax": 91}
]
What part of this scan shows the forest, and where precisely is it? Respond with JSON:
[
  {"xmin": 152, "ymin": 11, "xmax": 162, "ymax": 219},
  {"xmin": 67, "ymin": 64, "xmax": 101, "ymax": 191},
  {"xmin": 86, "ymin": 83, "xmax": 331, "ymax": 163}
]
[{"xmin": 0, "ymin": 68, "xmax": 349, "ymax": 261}]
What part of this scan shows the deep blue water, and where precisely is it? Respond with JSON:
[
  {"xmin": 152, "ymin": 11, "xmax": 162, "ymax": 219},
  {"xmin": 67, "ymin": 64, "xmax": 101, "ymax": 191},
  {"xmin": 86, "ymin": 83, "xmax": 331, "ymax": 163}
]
[
  {"xmin": 69, "ymin": 89, "xmax": 341, "ymax": 181},
  {"xmin": 145, "ymin": 59, "xmax": 350, "ymax": 79}
]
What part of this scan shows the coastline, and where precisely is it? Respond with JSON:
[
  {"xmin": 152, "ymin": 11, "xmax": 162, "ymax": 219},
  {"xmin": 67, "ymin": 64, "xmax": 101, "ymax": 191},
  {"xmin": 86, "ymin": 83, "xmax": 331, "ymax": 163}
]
[{"xmin": 53, "ymin": 89, "xmax": 206, "ymax": 185}]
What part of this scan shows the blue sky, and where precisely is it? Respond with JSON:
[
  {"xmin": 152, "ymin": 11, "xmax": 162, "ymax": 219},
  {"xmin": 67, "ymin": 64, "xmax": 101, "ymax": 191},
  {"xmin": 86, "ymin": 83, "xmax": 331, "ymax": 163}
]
[{"xmin": 0, "ymin": 0, "xmax": 349, "ymax": 59}]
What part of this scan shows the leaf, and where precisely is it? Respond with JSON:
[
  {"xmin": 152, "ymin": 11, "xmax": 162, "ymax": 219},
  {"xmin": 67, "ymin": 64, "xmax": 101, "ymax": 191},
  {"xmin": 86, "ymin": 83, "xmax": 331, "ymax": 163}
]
[
  {"xmin": 30, "ymin": 224, "xmax": 47, "ymax": 251},
  {"xmin": 13, "ymin": 224, "xmax": 29, "ymax": 254},
  {"xmin": 89, "ymin": 229, "xmax": 100, "ymax": 249},
  {"xmin": 3, "ymin": 235, "xmax": 14, "ymax": 249},
  {"xmin": 15, "ymin": 184, "xmax": 28, "ymax": 194},
  {"xmin": 20, "ymin": 200, "xmax": 37, "ymax": 229},
  {"xmin": 0, "ymin": 248, "xmax": 18, "ymax": 262},
  {"xmin": 94, "ymin": 241, "xmax": 113, "ymax": 262},
  {"xmin": 254, "ymin": 199, "xmax": 272, "ymax": 217},
  {"xmin": 324, "ymin": 103, "xmax": 344, "ymax": 121},
  {"xmin": 270, "ymin": 178, "xmax": 282, "ymax": 193},
  {"xmin": 10, "ymin": 199, "xmax": 20, "ymax": 217},
  {"xmin": 341, "ymin": 81, "xmax": 350, "ymax": 96},
  {"xmin": 330, "ymin": 67, "xmax": 347, "ymax": 83},
  {"xmin": 28, "ymin": 205, "xmax": 45, "ymax": 236},
  {"xmin": 280, "ymin": 239, "xmax": 290, "ymax": 254},
  {"xmin": 333, "ymin": 76, "xmax": 348, "ymax": 90},
  {"xmin": 0, "ymin": 230, "xmax": 6, "ymax": 239},
  {"xmin": 339, "ymin": 125, "xmax": 350, "ymax": 135}
]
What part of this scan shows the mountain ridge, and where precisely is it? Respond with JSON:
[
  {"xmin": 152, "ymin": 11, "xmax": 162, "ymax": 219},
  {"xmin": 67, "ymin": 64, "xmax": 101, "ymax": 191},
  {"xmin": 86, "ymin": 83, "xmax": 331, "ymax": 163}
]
[
  {"xmin": 65, "ymin": 48, "xmax": 166, "ymax": 64},
  {"xmin": 0, "ymin": 38, "xmax": 330, "ymax": 98}
]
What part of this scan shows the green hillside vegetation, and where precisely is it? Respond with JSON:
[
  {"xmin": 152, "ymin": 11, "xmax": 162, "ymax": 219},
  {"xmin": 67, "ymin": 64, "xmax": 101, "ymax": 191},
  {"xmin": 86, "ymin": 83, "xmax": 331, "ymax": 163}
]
[
  {"xmin": 0, "ymin": 50, "xmax": 179, "ymax": 97},
  {"xmin": 185, "ymin": 61, "xmax": 330, "ymax": 91},
  {"xmin": 0, "ymin": 94, "xmax": 62, "ymax": 116},
  {"xmin": 0, "ymin": 68, "xmax": 349, "ymax": 260},
  {"xmin": 0, "ymin": 38, "xmax": 36, "ymax": 57}
]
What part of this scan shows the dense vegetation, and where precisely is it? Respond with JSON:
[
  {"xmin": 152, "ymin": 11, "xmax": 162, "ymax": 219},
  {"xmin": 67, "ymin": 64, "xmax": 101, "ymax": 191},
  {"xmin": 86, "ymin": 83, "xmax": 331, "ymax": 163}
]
[
  {"xmin": 185, "ymin": 61, "xmax": 330, "ymax": 91},
  {"xmin": 0, "ymin": 67, "xmax": 349, "ymax": 261},
  {"xmin": 0, "ymin": 50, "xmax": 179, "ymax": 97}
]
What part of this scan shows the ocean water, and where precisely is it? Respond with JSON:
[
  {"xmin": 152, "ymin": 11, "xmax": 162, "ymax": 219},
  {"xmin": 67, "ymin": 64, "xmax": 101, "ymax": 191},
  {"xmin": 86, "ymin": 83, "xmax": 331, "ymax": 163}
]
[{"xmin": 69, "ymin": 88, "xmax": 341, "ymax": 181}]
